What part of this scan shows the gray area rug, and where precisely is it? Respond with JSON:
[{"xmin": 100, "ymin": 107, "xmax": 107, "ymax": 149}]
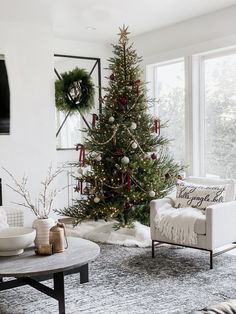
[{"xmin": 1, "ymin": 244, "xmax": 236, "ymax": 314}]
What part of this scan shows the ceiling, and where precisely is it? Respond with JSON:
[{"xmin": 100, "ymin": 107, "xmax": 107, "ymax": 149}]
[{"xmin": 52, "ymin": 0, "xmax": 236, "ymax": 43}]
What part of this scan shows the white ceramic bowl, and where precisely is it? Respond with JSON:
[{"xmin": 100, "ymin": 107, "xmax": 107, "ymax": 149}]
[{"xmin": 0, "ymin": 227, "xmax": 36, "ymax": 256}]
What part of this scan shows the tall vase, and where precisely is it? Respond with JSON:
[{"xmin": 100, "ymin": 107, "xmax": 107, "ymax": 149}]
[{"xmin": 32, "ymin": 217, "xmax": 55, "ymax": 246}]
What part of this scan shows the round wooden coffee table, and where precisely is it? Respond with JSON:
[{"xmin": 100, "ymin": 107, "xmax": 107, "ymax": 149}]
[{"xmin": 0, "ymin": 237, "xmax": 100, "ymax": 314}]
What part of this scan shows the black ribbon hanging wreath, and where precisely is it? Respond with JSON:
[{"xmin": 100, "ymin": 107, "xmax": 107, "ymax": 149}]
[{"xmin": 55, "ymin": 67, "xmax": 95, "ymax": 114}]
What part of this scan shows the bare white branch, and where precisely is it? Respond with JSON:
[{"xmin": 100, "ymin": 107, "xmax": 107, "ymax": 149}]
[{"xmin": 2, "ymin": 166, "xmax": 65, "ymax": 219}]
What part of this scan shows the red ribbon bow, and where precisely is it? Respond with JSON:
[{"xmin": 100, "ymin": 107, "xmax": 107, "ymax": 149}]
[
  {"xmin": 114, "ymin": 148, "xmax": 124, "ymax": 156},
  {"xmin": 76, "ymin": 144, "xmax": 85, "ymax": 167},
  {"xmin": 121, "ymin": 168, "xmax": 132, "ymax": 192},
  {"xmin": 154, "ymin": 119, "xmax": 160, "ymax": 135},
  {"xmin": 92, "ymin": 113, "xmax": 99, "ymax": 128},
  {"xmin": 74, "ymin": 180, "xmax": 83, "ymax": 194}
]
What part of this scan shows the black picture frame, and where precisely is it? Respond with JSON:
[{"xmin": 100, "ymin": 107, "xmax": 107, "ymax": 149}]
[{"xmin": 54, "ymin": 54, "xmax": 102, "ymax": 150}]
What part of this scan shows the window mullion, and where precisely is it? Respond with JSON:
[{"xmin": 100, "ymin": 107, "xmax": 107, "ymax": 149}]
[{"xmin": 199, "ymin": 57, "xmax": 206, "ymax": 177}]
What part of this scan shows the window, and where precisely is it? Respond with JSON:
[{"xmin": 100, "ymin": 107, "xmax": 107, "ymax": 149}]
[
  {"xmin": 148, "ymin": 47, "xmax": 236, "ymax": 179},
  {"xmin": 203, "ymin": 52, "xmax": 236, "ymax": 179},
  {"xmin": 153, "ymin": 60, "xmax": 185, "ymax": 165},
  {"xmin": 56, "ymin": 111, "xmax": 82, "ymax": 149},
  {"xmin": 54, "ymin": 54, "xmax": 101, "ymax": 150}
]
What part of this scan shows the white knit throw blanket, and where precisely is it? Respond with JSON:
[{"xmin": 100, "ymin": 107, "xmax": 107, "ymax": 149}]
[{"xmin": 154, "ymin": 204, "xmax": 204, "ymax": 245}]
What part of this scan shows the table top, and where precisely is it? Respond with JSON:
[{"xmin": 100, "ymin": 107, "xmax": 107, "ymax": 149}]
[{"xmin": 0, "ymin": 237, "xmax": 100, "ymax": 277}]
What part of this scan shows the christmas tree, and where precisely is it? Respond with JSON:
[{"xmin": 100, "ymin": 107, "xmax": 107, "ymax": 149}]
[{"xmin": 58, "ymin": 26, "xmax": 181, "ymax": 228}]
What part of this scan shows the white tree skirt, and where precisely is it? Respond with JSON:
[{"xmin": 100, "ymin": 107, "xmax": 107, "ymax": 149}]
[{"xmin": 65, "ymin": 220, "xmax": 151, "ymax": 247}]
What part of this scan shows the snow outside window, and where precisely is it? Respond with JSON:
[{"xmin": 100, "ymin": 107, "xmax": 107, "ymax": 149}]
[{"xmin": 204, "ymin": 53, "xmax": 236, "ymax": 179}]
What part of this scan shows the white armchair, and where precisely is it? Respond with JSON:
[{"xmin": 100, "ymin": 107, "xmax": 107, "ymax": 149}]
[{"xmin": 150, "ymin": 177, "xmax": 236, "ymax": 269}]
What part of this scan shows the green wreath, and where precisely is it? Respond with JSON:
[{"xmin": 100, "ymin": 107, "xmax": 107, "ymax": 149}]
[{"xmin": 55, "ymin": 67, "xmax": 95, "ymax": 114}]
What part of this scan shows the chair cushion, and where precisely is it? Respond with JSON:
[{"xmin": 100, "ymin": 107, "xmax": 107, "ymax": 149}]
[
  {"xmin": 194, "ymin": 215, "xmax": 206, "ymax": 235},
  {"xmin": 175, "ymin": 181, "xmax": 226, "ymax": 210},
  {"xmin": 187, "ymin": 177, "xmax": 236, "ymax": 202},
  {"xmin": 0, "ymin": 206, "xmax": 9, "ymax": 228}
]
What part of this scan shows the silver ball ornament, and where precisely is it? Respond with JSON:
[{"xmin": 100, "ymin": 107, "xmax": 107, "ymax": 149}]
[
  {"xmin": 149, "ymin": 190, "xmax": 156, "ymax": 197},
  {"xmin": 130, "ymin": 122, "xmax": 137, "ymax": 130},
  {"xmin": 131, "ymin": 142, "xmax": 138, "ymax": 149},
  {"xmin": 94, "ymin": 197, "xmax": 100, "ymax": 203},
  {"xmin": 109, "ymin": 116, "xmax": 115, "ymax": 123},
  {"xmin": 95, "ymin": 154, "xmax": 102, "ymax": 161},
  {"xmin": 121, "ymin": 156, "xmax": 130, "ymax": 164}
]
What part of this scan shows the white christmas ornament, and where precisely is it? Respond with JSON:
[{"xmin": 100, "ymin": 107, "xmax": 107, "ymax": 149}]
[
  {"xmin": 95, "ymin": 154, "xmax": 102, "ymax": 161},
  {"xmin": 131, "ymin": 142, "xmax": 138, "ymax": 149},
  {"xmin": 94, "ymin": 197, "xmax": 100, "ymax": 203},
  {"xmin": 121, "ymin": 156, "xmax": 130, "ymax": 164},
  {"xmin": 130, "ymin": 122, "xmax": 137, "ymax": 130},
  {"xmin": 77, "ymin": 167, "xmax": 84, "ymax": 175},
  {"xmin": 108, "ymin": 116, "xmax": 115, "ymax": 123},
  {"xmin": 149, "ymin": 190, "xmax": 156, "ymax": 197}
]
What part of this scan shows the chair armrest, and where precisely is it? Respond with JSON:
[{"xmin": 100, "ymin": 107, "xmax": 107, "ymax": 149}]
[
  {"xmin": 150, "ymin": 197, "xmax": 175, "ymax": 223},
  {"xmin": 206, "ymin": 200, "xmax": 236, "ymax": 248},
  {"xmin": 5, "ymin": 208, "xmax": 24, "ymax": 227}
]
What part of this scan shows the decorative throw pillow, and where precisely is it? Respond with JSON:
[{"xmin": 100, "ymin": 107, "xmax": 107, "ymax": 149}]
[
  {"xmin": 0, "ymin": 206, "xmax": 9, "ymax": 228},
  {"xmin": 175, "ymin": 181, "xmax": 226, "ymax": 210}
]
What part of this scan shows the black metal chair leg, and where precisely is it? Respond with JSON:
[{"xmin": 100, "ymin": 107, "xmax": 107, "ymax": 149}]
[
  {"xmin": 152, "ymin": 240, "xmax": 155, "ymax": 258},
  {"xmin": 210, "ymin": 251, "xmax": 213, "ymax": 269}
]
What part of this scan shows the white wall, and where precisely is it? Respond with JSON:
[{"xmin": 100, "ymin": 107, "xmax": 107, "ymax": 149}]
[
  {"xmin": 0, "ymin": 21, "xmax": 111, "ymax": 223},
  {"xmin": 0, "ymin": 0, "xmax": 56, "ymax": 224},
  {"xmin": 0, "ymin": 19, "xmax": 56, "ymax": 225},
  {"xmin": 133, "ymin": 5, "xmax": 236, "ymax": 65}
]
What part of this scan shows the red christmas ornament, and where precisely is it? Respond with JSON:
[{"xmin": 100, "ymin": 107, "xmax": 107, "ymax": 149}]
[
  {"xmin": 151, "ymin": 153, "xmax": 157, "ymax": 160},
  {"xmin": 118, "ymin": 96, "xmax": 127, "ymax": 106},
  {"xmin": 114, "ymin": 148, "xmax": 124, "ymax": 156},
  {"xmin": 110, "ymin": 74, "xmax": 115, "ymax": 80}
]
